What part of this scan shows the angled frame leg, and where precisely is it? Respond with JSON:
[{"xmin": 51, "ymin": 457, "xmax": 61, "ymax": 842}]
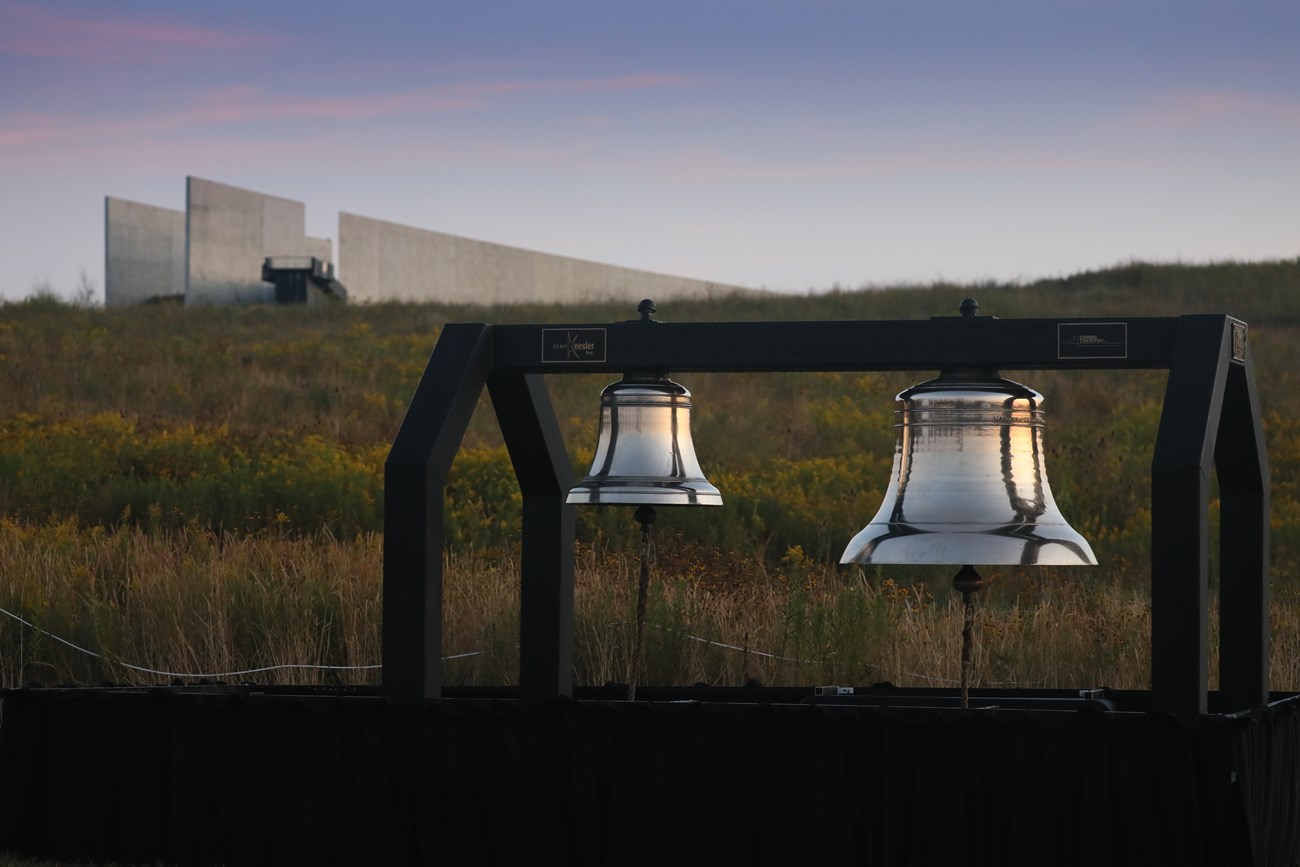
[
  {"xmin": 383, "ymin": 324, "xmax": 493, "ymax": 702},
  {"xmin": 489, "ymin": 372, "xmax": 576, "ymax": 701}
]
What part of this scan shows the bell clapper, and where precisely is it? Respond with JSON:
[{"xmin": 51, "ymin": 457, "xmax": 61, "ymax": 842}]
[
  {"xmin": 951, "ymin": 565, "xmax": 984, "ymax": 710},
  {"xmin": 628, "ymin": 504, "xmax": 657, "ymax": 702}
]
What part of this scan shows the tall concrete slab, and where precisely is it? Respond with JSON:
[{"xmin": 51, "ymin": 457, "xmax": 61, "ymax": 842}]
[
  {"xmin": 185, "ymin": 177, "xmax": 318, "ymax": 305},
  {"xmin": 305, "ymin": 236, "xmax": 333, "ymax": 264},
  {"xmin": 104, "ymin": 197, "xmax": 185, "ymax": 306},
  {"xmin": 338, "ymin": 212, "xmax": 751, "ymax": 305}
]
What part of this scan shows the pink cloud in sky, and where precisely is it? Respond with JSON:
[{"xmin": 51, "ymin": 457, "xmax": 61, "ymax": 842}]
[
  {"xmin": 0, "ymin": 115, "xmax": 322, "ymax": 171},
  {"xmin": 257, "ymin": 72, "xmax": 693, "ymax": 121},
  {"xmin": 0, "ymin": 73, "xmax": 693, "ymax": 158},
  {"xmin": 179, "ymin": 75, "xmax": 661, "ymax": 123},
  {"xmin": 0, "ymin": 2, "xmax": 283, "ymax": 62},
  {"xmin": 1130, "ymin": 89, "xmax": 1300, "ymax": 130},
  {"xmin": 643, "ymin": 145, "xmax": 1094, "ymax": 186}
]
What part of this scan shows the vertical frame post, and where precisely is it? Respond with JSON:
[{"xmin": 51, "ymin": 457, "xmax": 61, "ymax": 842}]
[
  {"xmin": 1151, "ymin": 316, "xmax": 1231, "ymax": 715},
  {"xmin": 383, "ymin": 324, "xmax": 493, "ymax": 701}
]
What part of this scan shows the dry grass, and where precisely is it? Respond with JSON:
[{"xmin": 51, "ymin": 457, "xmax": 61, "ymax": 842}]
[
  {"xmin": 0, "ymin": 522, "xmax": 1288, "ymax": 694},
  {"xmin": 0, "ymin": 520, "xmax": 381, "ymax": 687}
]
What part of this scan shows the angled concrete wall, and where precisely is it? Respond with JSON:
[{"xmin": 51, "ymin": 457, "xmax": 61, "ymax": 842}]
[
  {"xmin": 185, "ymin": 177, "xmax": 321, "ymax": 305},
  {"xmin": 338, "ymin": 212, "xmax": 751, "ymax": 305},
  {"xmin": 111, "ymin": 176, "xmax": 748, "ymax": 308},
  {"xmin": 104, "ymin": 197, "xmax": 185, "ymax": 306},
  {"xmin": 305, "ymin": 236, "xmax": 332, "ymax": 265}
]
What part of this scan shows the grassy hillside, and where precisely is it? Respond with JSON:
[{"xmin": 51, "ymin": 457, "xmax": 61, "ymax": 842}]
[{"xmin": 1, "ymin": 257, "xmax": 1297, "ymax": 689}]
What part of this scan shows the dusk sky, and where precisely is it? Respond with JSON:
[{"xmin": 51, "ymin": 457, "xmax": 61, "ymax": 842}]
[{"xmin": 2, "ymin": 0, "xmax": 1297, "ymax": 302}]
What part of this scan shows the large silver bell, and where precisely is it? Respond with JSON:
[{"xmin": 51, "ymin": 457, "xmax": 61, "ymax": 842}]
[
  {"xmin": 841, "ymin": 369, "xmax": 1096, "ymax": 566},
  {"xmin": 567, "ymin": 373, "xmax": 722, "ymax": 507}
]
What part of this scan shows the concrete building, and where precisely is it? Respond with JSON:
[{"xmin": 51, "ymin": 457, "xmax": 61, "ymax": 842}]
[
  {"xmin": 338, "ymin": 212, "xmax": 751, "ymax": 305},
  {"xmin": 104, "ymin": 176, "xmax": 752, "ymax": 308},
  {"xmin": 185, "ymin": 177, "xmax": 332, "ymax": 306},
  {"xmin": 104, "ymin": 197, "xmax": 185, "ymax": 306}
]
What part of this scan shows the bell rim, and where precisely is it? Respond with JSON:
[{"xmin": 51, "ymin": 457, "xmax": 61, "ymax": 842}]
[
  {"xmin": 839, "ymin": 522, "xmax": 1097, "ymax": 566},
  {"xmin": 566, "ymin": 486, "xmax": 723, "ymax": 507}
]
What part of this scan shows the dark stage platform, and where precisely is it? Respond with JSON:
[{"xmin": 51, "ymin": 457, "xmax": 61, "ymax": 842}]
[{"xmin": 2, "ymin": 686, "xmax": 1299, "ymax": 866}]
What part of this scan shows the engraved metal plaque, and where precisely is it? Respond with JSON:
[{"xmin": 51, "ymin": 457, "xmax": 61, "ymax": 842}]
[
  {"xmin": 1058, "ymin": 322, "xmax": 1128, "ymax": 360},
  {"xmin": 542, "ymin": 328, "xmax": 607, "ymax": 363},
  {"xmin": 1231, "ymin": 320, "xmax": 1247, "ymax": 364}
]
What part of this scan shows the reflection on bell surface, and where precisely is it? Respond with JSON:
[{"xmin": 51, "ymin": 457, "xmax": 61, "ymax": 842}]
[
  {"xmin": 567, "ymin": 373, "xmax": 722, "ymax": 507},
  {"xmin": 840, "ymin": 369, "xmax": 1096, "ymax": 566}
]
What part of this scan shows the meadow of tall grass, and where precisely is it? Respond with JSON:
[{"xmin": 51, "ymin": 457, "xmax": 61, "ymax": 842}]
[{"xmin": 1, "ymin": 258, "xmax": 1298, "ymax": 691}]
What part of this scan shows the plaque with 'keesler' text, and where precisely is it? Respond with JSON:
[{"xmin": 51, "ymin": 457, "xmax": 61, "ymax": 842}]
[{"xmin": 542, "ymin": 328, "xmax": 607, "ymax": 363}]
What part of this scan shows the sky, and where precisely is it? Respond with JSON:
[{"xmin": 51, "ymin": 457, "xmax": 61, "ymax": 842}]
[{"xmin": 1, "ymin": 0, "xmax": 1298, "ymax": 302}]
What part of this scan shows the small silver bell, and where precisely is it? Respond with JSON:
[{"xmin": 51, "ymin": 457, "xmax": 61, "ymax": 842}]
[{"xmin": 567, "ymin": 372, "xmax": 722, "ymax": 507}]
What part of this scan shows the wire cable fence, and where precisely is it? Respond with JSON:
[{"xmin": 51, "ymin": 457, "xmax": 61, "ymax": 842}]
[
  {"xmin": 7, "ymin": 604, "xmax": 1051, "ymax": 687},
  {"xmin": 0, "ymin": 605, "xmax": 834, "ymax": 682}
]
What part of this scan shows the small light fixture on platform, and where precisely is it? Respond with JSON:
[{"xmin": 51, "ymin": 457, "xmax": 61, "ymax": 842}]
[
  {"xmin": 568, "ymin": 299, "xmax": 723, "ymax": 699},
  {"xmin": 840, "ymin": 298, "xmax": 1096, "ymax": 706}
]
